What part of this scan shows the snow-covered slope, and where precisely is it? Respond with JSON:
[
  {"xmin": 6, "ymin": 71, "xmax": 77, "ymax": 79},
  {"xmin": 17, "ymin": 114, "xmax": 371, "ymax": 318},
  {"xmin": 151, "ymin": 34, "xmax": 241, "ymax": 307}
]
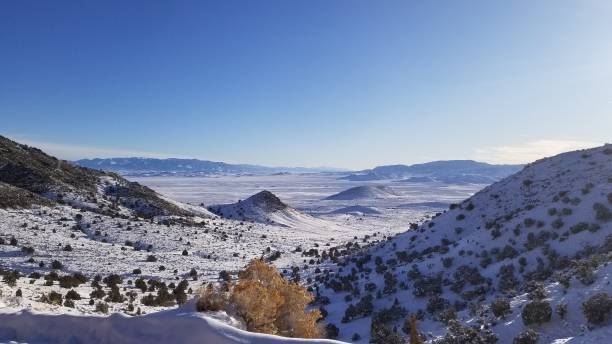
[
  {"xmin": 0, "ymin": 301, "xmax": 344, "ymax": 344},
  {"xmin": 315, "ymin": 144, "xmax": 612, "ymax": 343},
  {"xmin": 209, "ymin": 190, "xmax": 341, "ymax": 230},
  {"xmin": 0, "ymin": 135, "xmax": 214, "ymax": 219},
  {"xmin": 324, "ymin": 186, "xmax": 399, "ymax": 200},
  {"xmin": 329, "ymin": 206, "xmax": 382, "ymax": 215}
]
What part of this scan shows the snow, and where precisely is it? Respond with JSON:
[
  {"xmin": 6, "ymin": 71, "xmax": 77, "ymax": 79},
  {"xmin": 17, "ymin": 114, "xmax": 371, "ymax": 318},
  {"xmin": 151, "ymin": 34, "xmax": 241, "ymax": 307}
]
[
  {"xmin": 315, "ymin": 145, "xmax": 612, "ymax": 343},
  {"xmin": 0, "ymin": 301, "xmax": 344, "ymax": 344},
  {"xmin": 329, "ymin": 206, "xmax": 382, "ymax": 215},
  {"xmin": 3, "ymin": 145, "xmax": 608, "ymax": 343},
  {"xmin": 324, "ymin": 186, "xmax": 399, "ymax": 200},
  {"xmin": 0, "ymin": 174, "xmax": 478, "ymax": 319}
]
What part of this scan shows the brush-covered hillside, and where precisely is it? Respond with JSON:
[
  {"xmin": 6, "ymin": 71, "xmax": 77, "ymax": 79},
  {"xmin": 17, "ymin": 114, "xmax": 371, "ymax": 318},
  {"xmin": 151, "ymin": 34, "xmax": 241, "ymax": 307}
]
[
  {"xmin": 0, "ymin": 135, "xmax": 213, "ymax": 219},
  {"xmin": 314, "ymin": 144, "xmax": 612, "ymax": 343}
]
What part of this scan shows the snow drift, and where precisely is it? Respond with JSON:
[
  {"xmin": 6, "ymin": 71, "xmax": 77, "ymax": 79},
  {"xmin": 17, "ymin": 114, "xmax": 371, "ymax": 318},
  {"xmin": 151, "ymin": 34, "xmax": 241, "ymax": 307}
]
[{"xmin": 0, "ymin": 302, "xmax": 345, "ymax": 344}]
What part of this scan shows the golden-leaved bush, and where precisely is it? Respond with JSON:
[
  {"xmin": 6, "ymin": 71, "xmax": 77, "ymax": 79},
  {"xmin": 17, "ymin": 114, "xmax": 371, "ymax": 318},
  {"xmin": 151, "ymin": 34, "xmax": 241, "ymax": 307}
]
[{"xmin": 197, "ymin": 259, "xmax": 322, "ymax": 338}]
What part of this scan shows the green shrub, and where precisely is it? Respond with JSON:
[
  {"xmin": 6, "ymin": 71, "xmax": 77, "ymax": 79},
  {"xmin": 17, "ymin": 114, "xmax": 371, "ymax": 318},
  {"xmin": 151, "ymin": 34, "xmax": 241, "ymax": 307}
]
[
  {"xmin": 96, "ymin": 301, "xmax": 109, "ymax": 314},
  {"xmin": 582, "ymin": 293, "xmax": 612, "ymax": 324},
  {"xmin": 556, "ymin": 303, "xmax": 567, "ymax": 319},
  {"xmin": 491, "ymin": 298, "xmax": 511, "ymax": 318},
  {"xmin": 41, "ymin": 291, "xmax": 63, "ymax": 305},
  {"xmin": 521, "ymin": 300, "xmax": 552, "ymax": 325},
  {"xmin": 594, "ymin": 203, "xmax": 612, "ymax": 222},
  {"xmin": 65, "ymin": 289, "xmax": 81, "ymax": 300},
  {"xmin": 513, "ymin": 329, "xmax": 539, "ymax": 344}
]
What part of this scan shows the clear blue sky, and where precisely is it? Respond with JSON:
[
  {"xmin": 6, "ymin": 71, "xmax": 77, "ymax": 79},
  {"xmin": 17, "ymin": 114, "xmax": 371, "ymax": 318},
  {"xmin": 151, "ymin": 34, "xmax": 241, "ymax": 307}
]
[{"xmin": 1, "ymin": 1, "xmax": 611, "ymax": 169}]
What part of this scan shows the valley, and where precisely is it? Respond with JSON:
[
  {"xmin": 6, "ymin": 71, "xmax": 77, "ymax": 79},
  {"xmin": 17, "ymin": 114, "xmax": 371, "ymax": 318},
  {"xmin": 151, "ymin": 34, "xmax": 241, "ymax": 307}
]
[{"xmin": 0, "ymin": 136, "xmax": 610, "ymax": 344}]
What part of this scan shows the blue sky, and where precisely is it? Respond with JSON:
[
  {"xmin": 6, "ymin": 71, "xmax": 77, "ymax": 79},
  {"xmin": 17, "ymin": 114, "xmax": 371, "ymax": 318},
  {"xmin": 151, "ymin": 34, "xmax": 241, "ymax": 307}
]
[{"xmin": 1, "ymin": 1, "xmax": 611, "ymax": 169}]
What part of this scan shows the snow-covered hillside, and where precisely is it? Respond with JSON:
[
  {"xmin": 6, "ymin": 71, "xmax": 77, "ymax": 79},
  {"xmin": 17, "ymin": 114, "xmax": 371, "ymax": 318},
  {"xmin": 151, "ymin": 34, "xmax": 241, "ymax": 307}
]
[
  {"xmin": 325, "ymin": 186, "xmax": 399, "ymax": 200},
  {"xmin": 0, "ymin": 300, "xmax": 344, "ymax": 344},
  {"xmin": 315, "ymin": 145, "xmax": 612, "ymax": 343},
  {"xmin": 0, "ymin": 135, "xmax": 214, "ymax": 219},
  {"xmin": 2, "ymin": 135, "xmax": 610, "ymax": 344},
  {"xmin": 1, "ymin": 137, "xmax": 415, "ymax": 343},
  {"xmin": 209, "ymin": 190, "xmax": 347, "ymax": 231}
]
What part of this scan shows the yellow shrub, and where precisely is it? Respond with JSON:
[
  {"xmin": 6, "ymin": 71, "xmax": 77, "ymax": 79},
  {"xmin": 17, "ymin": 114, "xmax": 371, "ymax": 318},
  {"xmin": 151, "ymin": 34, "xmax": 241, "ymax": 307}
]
[
  {"xmin": 197, "ymin": 259, "xmax": 322, "ymax": 338},
  {"xmin": 230, "ymin": 279, "xmax": 283, "ymax": 334},
  {"xmin": 196, "ymin": 283, "xmax": 228, "ymax": 312}
]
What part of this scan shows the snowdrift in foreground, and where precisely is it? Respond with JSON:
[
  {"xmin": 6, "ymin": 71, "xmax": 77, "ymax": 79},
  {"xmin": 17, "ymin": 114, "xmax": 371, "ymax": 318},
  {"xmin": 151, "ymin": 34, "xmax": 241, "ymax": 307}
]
[{"xmin": 0, "ymin": 302, "xmax": 345, "ymax": 344}]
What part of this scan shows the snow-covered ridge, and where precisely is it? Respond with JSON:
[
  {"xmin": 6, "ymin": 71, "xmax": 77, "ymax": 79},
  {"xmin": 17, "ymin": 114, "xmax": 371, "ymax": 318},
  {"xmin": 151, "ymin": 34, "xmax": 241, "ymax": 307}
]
[
  {"xmin": 342, "ymin": 160, "xmax": 522, "ymax": 183},
  {"xmin": 0, "ymin": 135, "xmax": 208, "ymax": 219},
  {"xmin": 209, "ymin": 190, "xmax": 340, "ymax": 230},
  {"xmin": 316, "ymin": 144, "xmax": 612, "ymax": 343},
  {"xmin": 74, "ymin": 157, "xmax": 345, "ymax": 176}
]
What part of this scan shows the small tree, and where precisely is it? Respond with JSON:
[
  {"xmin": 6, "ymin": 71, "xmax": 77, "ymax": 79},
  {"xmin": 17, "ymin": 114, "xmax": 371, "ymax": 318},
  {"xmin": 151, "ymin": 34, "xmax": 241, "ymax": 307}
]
[
  {"xmin": 491, "ymin": 298, "xmax": 511, "ymax": 318},
  {"xmin": 582, "ymin": 293, "xmax": 612, "ymax": 324},
  {"xmin": 522, "ymin": 300, "xmax": 552, "ymax": 325},
  {"xmin": 513, "ymin": 329, "xmax": 539, "ymax": 344}
]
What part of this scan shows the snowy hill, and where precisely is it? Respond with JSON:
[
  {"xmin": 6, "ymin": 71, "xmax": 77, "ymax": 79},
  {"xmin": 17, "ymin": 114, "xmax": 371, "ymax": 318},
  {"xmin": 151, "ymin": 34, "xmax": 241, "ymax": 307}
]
[
  {"xmin": 324, "ymin": 186, "xmax": 399, "ymax": 200},
  {"xmin": 0, "ymin": 135, "xmax": 214, "ymax": 219},
  {"xmin": 342, "ymin": 160, "xmax": 521, "ymax": 184},
  {"xmin": 209, "ymin": 190, "xmax": 338, "ymax": 229},
  {"xmin": 75, "ymin": 157, "xmax": 345, "ymax": 176},
  {"xmin": 315, "ymin": 145, "xmax": 612, "ymax": 343}
]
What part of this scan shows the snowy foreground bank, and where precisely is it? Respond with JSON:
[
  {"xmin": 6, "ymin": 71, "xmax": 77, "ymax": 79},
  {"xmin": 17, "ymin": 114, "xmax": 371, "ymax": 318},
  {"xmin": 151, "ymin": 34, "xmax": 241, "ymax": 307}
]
[{"xmin": 0, "ymin": 301, "xmax": 345, "ymax": 344}]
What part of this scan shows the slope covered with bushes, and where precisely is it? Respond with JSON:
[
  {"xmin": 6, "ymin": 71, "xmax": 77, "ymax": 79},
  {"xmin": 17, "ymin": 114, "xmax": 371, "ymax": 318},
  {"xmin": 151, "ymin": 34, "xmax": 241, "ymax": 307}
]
[{"xmin": 315, "ymin": 144, "xmax": 612, "ymax": 343}]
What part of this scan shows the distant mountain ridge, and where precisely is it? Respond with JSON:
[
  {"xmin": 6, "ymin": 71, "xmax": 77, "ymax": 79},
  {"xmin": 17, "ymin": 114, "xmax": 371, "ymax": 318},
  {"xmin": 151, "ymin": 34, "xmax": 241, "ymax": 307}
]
[
  {"xmin": 75, "ymin": 157, "xmax": 345, "ymax": 176},
  {"xmin": 342, "ymin": 159, "xmax": 522, "ymax": 184}
]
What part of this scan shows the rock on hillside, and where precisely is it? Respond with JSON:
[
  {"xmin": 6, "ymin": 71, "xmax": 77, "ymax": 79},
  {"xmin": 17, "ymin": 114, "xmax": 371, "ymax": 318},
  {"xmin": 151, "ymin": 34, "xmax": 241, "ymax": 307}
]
[{"xmin": 316, "ymin": 144, "xmax": 612, "ymax": 343}]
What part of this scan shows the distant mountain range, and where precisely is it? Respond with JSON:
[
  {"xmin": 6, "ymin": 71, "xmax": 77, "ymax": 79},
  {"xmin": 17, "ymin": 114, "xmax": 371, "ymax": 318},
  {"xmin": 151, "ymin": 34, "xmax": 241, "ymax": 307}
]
[
  {"xmin": 342, "ymin": 160, "xmax": 522, "ymax": 184},
  {"xmin": 74, "ymin": 158, "xmax": 346, "ymax": 176},
  {"xmin": 74, "ymin": 157, "xmax": 523, "ymax": 184}
]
